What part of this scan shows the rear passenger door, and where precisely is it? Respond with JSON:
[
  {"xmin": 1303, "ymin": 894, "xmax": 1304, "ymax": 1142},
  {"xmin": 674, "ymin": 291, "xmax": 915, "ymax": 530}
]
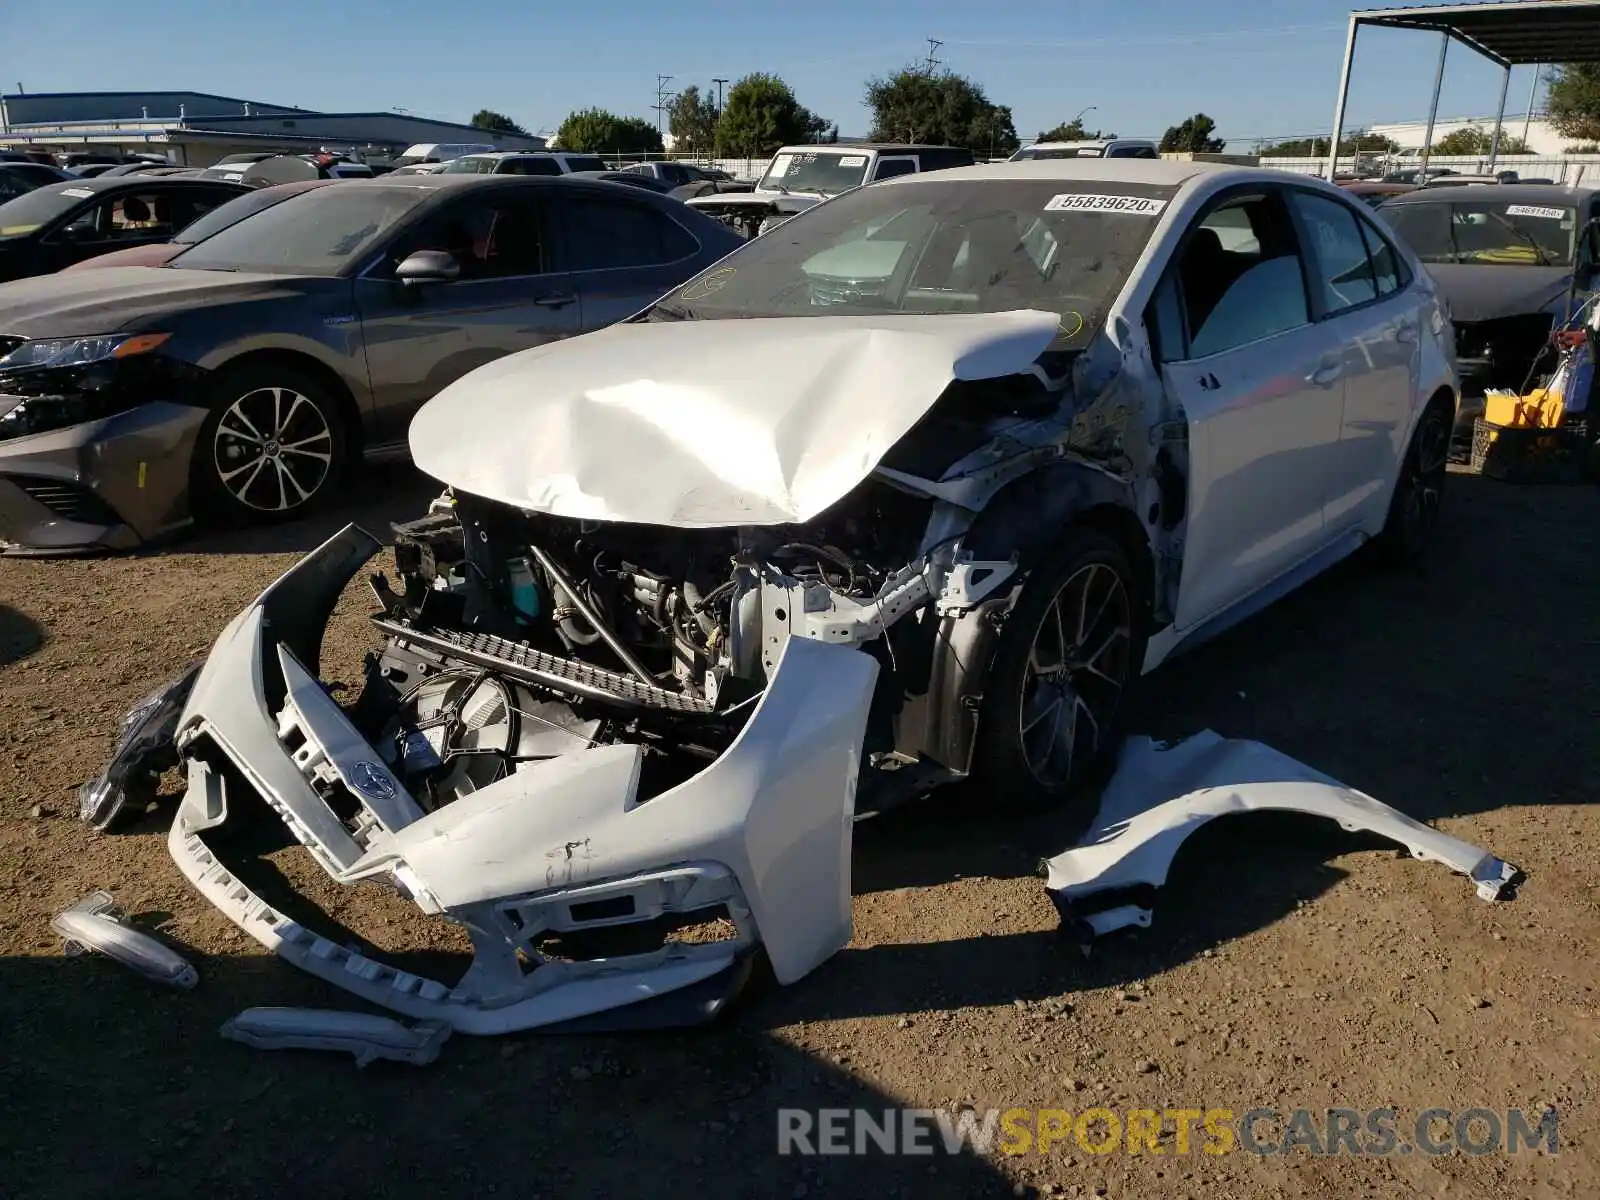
[
  {"xmin": 1148, "ymin": 187, "xmax": 1348, "ymax": 630},
  {"xmin": 1286, "ymin": 188, "xmax": 1419, "ymax": 534},
  {"xmin": 550, "ymin": 191, "xmax": 706, "ymax": 329}
]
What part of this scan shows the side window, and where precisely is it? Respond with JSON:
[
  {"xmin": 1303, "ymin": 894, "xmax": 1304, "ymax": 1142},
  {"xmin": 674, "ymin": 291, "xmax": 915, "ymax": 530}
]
[
  {"xmin": 506, "ymin": 158, "xmax": 561, "ymax": 177},
  {"xmin": 1162, "ymin": 193, "xmax": 1311, "ymax": 360},
  {"xmin": 1289, "ymin": 191, "xmax": 1379, "ymax": 315},
  {"xmin": 873, "ymin": 158, "xmax": 917, "ymax": 181},
  {"xmin": 562, "ymin": 197, "xmax": 697, "ymax": 270},
  {"xmin": 1354, "ymin": 210, "xmax": 1407, "ymax": 296},
  {"xmin": 386, "ymin": 198, "xmax": 548, "ymax": 279}
]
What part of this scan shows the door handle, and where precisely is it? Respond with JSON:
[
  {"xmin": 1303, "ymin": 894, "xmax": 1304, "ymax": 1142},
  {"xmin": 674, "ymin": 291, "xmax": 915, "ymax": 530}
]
[
  {"xmin": 1308, "ymin": 360, "xmax": 1343, "ymax": 387},
  {"xmin": 1196, "ymin": 372, "xmax": 1221, "ymax": 391},
  {"xmin": 1394, "ymin": 320, "xmax": 1417, "ymax": 344},
  {"xmin": 534, "ymin": 292, "xmax": 576, "ymax": 309}
]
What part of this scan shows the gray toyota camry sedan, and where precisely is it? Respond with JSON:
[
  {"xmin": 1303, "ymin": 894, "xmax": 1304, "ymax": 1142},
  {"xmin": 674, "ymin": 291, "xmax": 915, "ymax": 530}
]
[{"xmin": 0, "ymin": 174, "xmax": 742, "ymax": 554}]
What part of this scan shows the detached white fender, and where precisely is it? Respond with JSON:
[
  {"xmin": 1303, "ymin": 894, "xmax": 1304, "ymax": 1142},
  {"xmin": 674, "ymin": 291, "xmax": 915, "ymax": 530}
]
[{"xmin": 1045, "ymin": 730, "xmax": 1521, "ymax": 936}]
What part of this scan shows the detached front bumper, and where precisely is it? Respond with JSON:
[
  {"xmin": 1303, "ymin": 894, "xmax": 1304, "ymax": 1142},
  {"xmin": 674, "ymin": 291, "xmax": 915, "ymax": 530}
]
[
  {"xmin": 0, "ymin": 402, "xmax": 206, "ymax": 555},
  {"xmin": 165, "ymin": 524, "xmax": 877, "ymax": 1034}
]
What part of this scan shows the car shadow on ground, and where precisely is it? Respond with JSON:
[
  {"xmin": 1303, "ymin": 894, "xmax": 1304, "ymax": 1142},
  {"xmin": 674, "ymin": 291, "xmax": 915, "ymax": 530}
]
[
  {"xmin": 0, "ymin": 603, "xmax": 44, "ymax": 666},
  {"xmin": 0, "ymin": 948, "xmax": 1015, "ymax": 1198},
  {"xmin": 175, "ymin": 461, "xmax": 441, "ymax": 556}
]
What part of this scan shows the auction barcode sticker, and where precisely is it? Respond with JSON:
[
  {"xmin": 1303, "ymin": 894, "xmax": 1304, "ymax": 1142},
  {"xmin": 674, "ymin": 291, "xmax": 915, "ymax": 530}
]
[
  {"xmin": 1505, "ymin": 204, "xmax": 1566, "ymax": 219},
  {"xmin": 1045, "ymin": 193, "xmax": 1168, "ymax": 216}
]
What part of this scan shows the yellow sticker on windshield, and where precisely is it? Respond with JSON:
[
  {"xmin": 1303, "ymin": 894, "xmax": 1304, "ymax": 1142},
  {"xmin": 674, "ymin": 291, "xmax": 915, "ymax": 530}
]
[
  {"xmin": 681, "ymin": 267, "xmax": 736, "ymax": 300},
  {"xmin": 1059, "ymin": 311, "xmax": 1086, "ymax": 338}
]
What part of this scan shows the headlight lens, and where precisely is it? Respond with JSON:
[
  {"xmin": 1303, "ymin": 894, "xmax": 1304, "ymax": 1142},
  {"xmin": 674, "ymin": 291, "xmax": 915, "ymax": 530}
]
[{"xmin": 0, "ymin": 332, "xmax": 169, "ymax": 372}]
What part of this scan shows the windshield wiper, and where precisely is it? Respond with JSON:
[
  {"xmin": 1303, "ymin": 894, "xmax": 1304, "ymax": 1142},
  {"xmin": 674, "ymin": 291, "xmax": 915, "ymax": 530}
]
[{"xmin": 649, "ymin": 301, "xmax": 697, "ymax": 321}]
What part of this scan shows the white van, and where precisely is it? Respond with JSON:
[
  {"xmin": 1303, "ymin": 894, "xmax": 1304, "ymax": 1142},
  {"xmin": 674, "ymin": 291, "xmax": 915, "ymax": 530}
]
[{"xmin": 395, "ymin": 143, "xmax": 499, "ymax": 167}]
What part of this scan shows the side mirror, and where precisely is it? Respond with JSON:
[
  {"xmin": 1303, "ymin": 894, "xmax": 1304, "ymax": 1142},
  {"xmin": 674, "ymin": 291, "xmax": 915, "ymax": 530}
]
[{"xmin": 395, "ymin": 249, "xmax": 460, "ymax": 285}]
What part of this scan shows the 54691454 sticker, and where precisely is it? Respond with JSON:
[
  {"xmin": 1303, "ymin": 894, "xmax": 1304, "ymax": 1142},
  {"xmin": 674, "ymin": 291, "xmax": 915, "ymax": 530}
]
[{"xmin": 1045, "ymin": 193, "xmax": 1168, "ymax": 216}]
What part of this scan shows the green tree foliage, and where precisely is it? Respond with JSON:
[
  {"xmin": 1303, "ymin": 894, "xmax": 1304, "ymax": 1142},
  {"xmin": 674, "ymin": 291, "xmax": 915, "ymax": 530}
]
[
  {"xmin": 864, "ymin": 67, "xmax": 1020, "ymax": 153},
  {"xmin": 1035, "ymin": 119, "xmax": 1117, "ymax": 142},
  {"xmin": 1546, "ymin": 63, "xmax": 1600, "ymax": 144},
  {"xmin": 469, "ymin": 109, "xmax": 529, "ymax": 136},
  {"xmin": 1432, "ymin": 125, "xmax": 1531, "ymax": 155},
  {"xmin": 668, "ymin": 85, "xmax": 719, "ymax": 155},
  {"xmin": 1159, "ymin": 113, "xmax": 1226, "ymax": 153},
  {"xmin": 713, "ymin": 73, "xmax": 831, "ymax": 157},
  {"xmin": 1258, "ymin": 130, "xmax": 1398, "ymax": 156},
  {"xmin": 555, "ymin": 108, "xmax": 664, "ymax": 156}
]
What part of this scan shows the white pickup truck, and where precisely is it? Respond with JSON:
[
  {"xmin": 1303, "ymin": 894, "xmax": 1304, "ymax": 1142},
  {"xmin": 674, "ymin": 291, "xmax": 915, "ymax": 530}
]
[{"xmin": 686, "ymin": 143, "xmax": 974, "ymax": 237}]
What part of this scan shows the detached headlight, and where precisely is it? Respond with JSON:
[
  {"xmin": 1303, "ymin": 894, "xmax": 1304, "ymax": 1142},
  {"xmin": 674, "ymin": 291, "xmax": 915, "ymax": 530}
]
[
  {"xmin": 0, "ymin": 331, "xmax": 170, "ymax": 372},
  {"xmin": 78, "ymin": 662, "xmax": 202, "ymax": 831}
]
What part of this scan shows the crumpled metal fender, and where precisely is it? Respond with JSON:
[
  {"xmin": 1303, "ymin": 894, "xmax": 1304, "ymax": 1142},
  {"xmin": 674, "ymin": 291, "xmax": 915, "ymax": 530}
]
[{"xmin": 1045, "ymin": 731, "xmax": 1522, "ymax": 937}]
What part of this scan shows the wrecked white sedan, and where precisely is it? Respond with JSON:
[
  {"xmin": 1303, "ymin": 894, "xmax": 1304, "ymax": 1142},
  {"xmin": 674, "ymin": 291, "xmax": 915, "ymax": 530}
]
[{"xmin": 84, "ymin": 160, "xmax": 1459, "ymax": 1033}]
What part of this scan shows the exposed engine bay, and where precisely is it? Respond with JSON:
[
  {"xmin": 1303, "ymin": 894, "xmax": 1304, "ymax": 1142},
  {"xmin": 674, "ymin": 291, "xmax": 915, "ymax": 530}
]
[{"xmin": 358, "ymin": 475, "xmax": 974, "ymax": 815}]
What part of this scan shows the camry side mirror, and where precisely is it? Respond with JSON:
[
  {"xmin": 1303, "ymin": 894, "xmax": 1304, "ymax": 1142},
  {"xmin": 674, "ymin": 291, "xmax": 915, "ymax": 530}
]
[{"xmin": 396, "ymin": 249, "xmax": 460, "ymax": 285}]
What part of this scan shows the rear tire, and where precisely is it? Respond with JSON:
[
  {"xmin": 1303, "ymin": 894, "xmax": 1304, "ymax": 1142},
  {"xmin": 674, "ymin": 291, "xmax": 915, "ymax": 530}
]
[
  {"xmin": 971, "ymin": 527, "xmax": 1144, "ymax": 829},
  {"xmin": 1374, "ymin": 403, "xmax": 1450, "ymax": 565},
  {"xmin": 193, "ymin": 362, "xmax": 348, "ymax": 526}
]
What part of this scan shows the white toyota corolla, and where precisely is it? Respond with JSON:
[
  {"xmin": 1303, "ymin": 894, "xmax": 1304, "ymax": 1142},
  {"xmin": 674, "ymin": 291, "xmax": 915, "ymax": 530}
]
[{"xmin": 86, "ymin": 160, "xmax": 1457, "ymax": 1034}]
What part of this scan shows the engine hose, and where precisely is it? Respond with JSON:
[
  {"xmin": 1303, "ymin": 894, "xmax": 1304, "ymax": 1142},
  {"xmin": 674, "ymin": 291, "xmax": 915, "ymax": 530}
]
[{"xmin": 680, "ymin": 581, "xmax": 721, "ymax": 639}]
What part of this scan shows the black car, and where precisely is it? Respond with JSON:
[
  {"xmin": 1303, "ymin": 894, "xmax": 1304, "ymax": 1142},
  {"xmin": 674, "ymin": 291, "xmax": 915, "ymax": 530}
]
[
  {"xmin": 0, "ymin": 177, "xmax": 253, "ymax": 283},
  {"xmin": 0, "ymin": 161, "xmax": 73, "ymax": 201},
  {"xmin": 565, "ymin": 170, "xmax": 677, "ymax": 194},
  {"xmin": 0, "ymin": 175, "xmax": 744, "ymax": 554},
  {"xmin": 1378, "ymin": 183, "xmax": 1600, "ymax": 431}
]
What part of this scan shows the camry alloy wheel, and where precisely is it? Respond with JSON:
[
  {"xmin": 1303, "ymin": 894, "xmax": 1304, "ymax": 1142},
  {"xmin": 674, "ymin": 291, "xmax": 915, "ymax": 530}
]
[
  {"xmin": 212, "ymin": 386, "xmax": 334, "ymax": 512},
  {"xmin": 1017, "ymin": 562, "xmax": 1133, "ymax": 788}
]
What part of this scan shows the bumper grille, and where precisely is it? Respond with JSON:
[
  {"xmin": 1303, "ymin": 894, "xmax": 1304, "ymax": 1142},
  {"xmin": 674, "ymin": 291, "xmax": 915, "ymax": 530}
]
[
  {"xmin": 9, "ymin": 476, "xmax": 121, "ymax": 526},
  {"xmin": 372, "ymin": 618, "xmax": 715, "ymax": 714}
]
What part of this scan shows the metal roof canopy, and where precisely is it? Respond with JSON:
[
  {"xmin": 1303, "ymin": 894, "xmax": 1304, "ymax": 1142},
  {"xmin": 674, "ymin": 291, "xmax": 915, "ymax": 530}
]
[{"xmin": 1327, "ymin": 1, "xmax": 1600, "ymax": 177}]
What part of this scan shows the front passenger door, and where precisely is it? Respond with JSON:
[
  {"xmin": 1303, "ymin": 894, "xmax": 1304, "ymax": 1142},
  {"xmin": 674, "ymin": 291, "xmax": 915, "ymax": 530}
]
[
  {"xmin": 353, "ymin": 192, "xmax": 579, "ymax": 446},
  {"xmin": 1151, "ymin": 190, "xmax": 1348, "ymax": 631}
]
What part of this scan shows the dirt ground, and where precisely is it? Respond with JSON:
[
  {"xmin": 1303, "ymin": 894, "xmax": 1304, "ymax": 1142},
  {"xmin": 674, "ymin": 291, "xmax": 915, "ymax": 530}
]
[{"xmin": 0, "ymin": 462, "xmax": 1595, "ymax": 1200}]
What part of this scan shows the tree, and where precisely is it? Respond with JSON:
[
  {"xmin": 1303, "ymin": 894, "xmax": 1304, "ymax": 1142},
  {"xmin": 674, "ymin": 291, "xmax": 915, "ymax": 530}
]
[
  {"xmin": 1258, "ymin": 130, "xmax": 1398, "ymax": 156},
  {"xmin": 1546, "ymin": 63, "xmax": 1600, "ymax": 144},
  {"xmin": 1432, "ymin": 124, "xmax": 1531, "ymax": 155},
  {"xmin": 667, "ymin": 85, "xmax": 718, "ymax": 156},
  {"xmin": 713, "ymin": 73, "xmax": 831, "ymax": 158},
  {"xmin": 1035, "ymin": 119, "xmax": 1116, "ymax": 142},
  {"xmin": 863, "ymin": 66, "xmax": 1020, "ymax": 154},
  {"xmin": 470, "ymin": 109, "xmax": 529, "ymax": 137},
  {"xmin": 1159, "ymin": 113, "xmax": 1226, "ymax": 153},
  {"xmin": 554, "ymin": 108, "xmax": 664, "ymax": 156}
]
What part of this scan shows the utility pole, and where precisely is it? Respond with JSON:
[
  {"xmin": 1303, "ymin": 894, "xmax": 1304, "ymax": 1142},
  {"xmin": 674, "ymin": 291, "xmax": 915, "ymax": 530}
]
[
  {"xmin": 712, "ymin": 78, "xmax": 729, "ymax": 115},
  {"xmin": 923, "ymin": 38, "xmax": 943, "ymax": 74},
  {"xmin": 653, "ymin": 74, "xmax": 676, "ymax": 139}
]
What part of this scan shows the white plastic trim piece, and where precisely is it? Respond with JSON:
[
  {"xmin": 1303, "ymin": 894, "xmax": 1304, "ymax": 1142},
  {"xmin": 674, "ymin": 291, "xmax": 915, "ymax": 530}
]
[{"xmin": 221, "ymin": 1008, "xmax": 451, "ymax": 1067}]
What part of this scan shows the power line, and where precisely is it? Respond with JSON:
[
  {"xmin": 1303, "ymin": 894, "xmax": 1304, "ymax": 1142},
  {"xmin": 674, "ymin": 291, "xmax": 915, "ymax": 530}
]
[
  {"xmin": 923, "ymin": 38, "xmax": 943, "ymax": 74},
  {"xmin": 652, "ymin": 74, "xmax": 676, "ymax": 135}
]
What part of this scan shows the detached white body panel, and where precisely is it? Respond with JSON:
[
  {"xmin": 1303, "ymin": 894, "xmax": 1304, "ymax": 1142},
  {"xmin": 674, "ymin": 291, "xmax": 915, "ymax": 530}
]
[
  {"xmin": 1045, "ymin": 731, "xmax": 1521, "ymax": 935},
  {"xmin": 408, "ymin": 310, "xmax": 1062, "ymax": 526},
  {"xmin": 167, "ymin": 527, "xmax": 877, "ymax": 1034}
]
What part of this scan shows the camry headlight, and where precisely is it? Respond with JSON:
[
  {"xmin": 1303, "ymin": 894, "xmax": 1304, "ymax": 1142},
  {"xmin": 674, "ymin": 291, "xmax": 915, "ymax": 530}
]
[{"xmin": 0, "ymin": 332, "xmax": 170, "ymax": 372}]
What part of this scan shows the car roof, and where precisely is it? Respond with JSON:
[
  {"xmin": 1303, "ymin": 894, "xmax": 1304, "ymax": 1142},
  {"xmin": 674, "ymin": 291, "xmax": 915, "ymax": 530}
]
[
  {"xmin": 1383, "ymin": 181, "xmax": 1596, "ymax": 205},
  {"xmin": 773, "ymin": 143, "xmax": 964, "ymax": 155},
  {"xmin": 36, "ymin": 174, "xmax": 245, "ymax": 194},
  {"xmin": 1028, "ymin": 138, "xmax": 1154, "ymax": 150},
  {"xmin": 874, "ymin": 157, "xmax": 1237, "ymax": 188}
]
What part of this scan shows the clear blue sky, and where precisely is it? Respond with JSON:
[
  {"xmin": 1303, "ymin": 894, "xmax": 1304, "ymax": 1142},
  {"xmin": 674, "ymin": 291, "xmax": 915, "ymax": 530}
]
[{"xmin": 2, "ymin": 0, "xmax": 1550, "ymax": 146}]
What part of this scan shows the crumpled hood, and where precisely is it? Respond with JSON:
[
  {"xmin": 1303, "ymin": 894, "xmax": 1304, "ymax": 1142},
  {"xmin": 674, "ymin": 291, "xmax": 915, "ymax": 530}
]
[
  {"xmin": 0, "ymin": 265, "xmax": 314, "ymax": 337},
  {"xmin": 1427, "ymin": 262, "xmax": 1574, "ymax": 323},
  {"xmin": 410, "ymin": 310, "xmax": 1063, "ymax": 527}
]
